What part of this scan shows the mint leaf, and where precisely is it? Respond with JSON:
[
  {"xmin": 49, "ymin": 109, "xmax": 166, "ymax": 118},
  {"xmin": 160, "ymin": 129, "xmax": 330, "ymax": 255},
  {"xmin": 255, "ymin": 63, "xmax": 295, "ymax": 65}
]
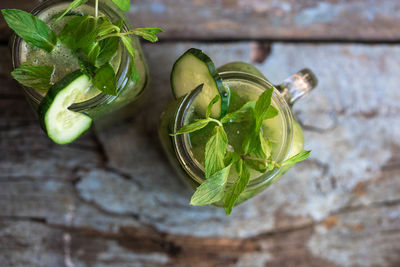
[
  {"xmin": 242, "ymin": 89, "xmax": 275, "ymax": 155},
  {"xmin": 129, "ymin": 27, "xmax": 164, "ymax": 43},
  {"xmin": 95, "ymin": 37, "xmax": 120, "ymax": 67},
  {"xmin": 56, "ymin": 0, "xmax": 88, "ymax": 21},
  {"xmin": 2, "ymin": 9, "xmax": 57, "ymax": 53},
  {"xmin": 242, "ymin": 120, "xmax": 257, "ymax": 154},
  {"xmin": 224, "ymin": 151, "xmax": 240, "ymax": 166},
  {"xmin": 190, "ymin": 164, "xmax": 232, "ymax": 206},
  {"xmin": 96, "ymin": 17, "xmax": 120, "ymax": 36},
  {"xmin": 77, "ymin": 51, "xmax": 96, "ymax": 76},
  {"xmin": 120, "ymin": 36, "xmax": 139, "ymax": 82},
  {"xmin": 112, "ymin": 0, "xmax": 131, "ymax": 11},
  {"xmin": 255, "ymin": 88, "xmax": 273, "ymax": 128},
  {"xmin": 221, "ymin": 101, "xmax": 255, "ymax": 124},
  {"xmin": 120, "ymin": 35, "xmax": 138, "ymax": 81},
  {"xmin": 92, "ymin": 63, "xmax": 117, "ymax": 95},
  {"xmin": 282, "ymin": 150, "xmax": 311, "ymax": 167},
  {"xmin": 11, "ymin": 63, "xmax": 54, "ymax": 92},
  {"xmin": 206, "ymin": 95, "xmax": 220, "ymax": 118},
  {"xmin": 244, "ymin": 158, "xmax": 266, "ymax": 173},
  {"xmin": 81, "ymin": 42, "xmax": 101, "ymax": 65},
  {"xmin": 131, "ymin": 62, "xmax": 139, "ymax": 83},
  {"xmin": 170, "ymin": 119, "xmax": 211, "ymax": 136},
  {"xmin": 263, "ymin": 105, "xmax": 278, "ymax": 120},
  {"xmin": 59, "ymin": 16, "xmax": 97, "ymax": 50},
  {"xmin": 255, "ymin": 132, "xmax": 271, "ymax": 159},
  {"xmin": 205, "ymin": 126, "xmax": 228, "ymax": 178},
  {"xmin": 224, "ymin": 159, "xmax": 250, "ymax": 215},
  {"xmin": 255, "ymin": 89, "xmax": 273, "ymax": 117}
]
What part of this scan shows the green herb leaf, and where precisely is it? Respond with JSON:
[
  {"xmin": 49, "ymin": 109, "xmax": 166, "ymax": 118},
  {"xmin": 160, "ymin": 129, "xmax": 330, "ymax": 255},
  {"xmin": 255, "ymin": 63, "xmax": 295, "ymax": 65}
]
[
  {"xmin": 77, "ymin": 51, "xmax": 96, "ymax": 76},
  {"xmin": 224, "ymin": 159, "xmax": 250, "ymax": 215},
  {"xmin": 255, "ymin": 88, "xmax": 273, "ymax": 127},
  {"xmin": 129, "ymin": 27, "xmax": 164, "ymax": 43},
  {"xmin": 11, "ymin": 63, "xmax": 54, "ymax": 92},
  {"xmin": 282, "ymin": 150, "xmax": 311, "ymax": 167},
  {"xmin": 244, "ymin": 132, "xmax": 272, "ymax": 172},
  {"xmin": 55, "ymin": 0, "xmax": 88, "ymax": 21},
  {"xmin": 2, "ymin": 9, "xmax": 57, "ymax": 53},
  {"xmin": 81, "ymin": 42, "xmax": 101, "ymax": 65},
  {"xmin": 205, "ymin": 126, "xmax": 228, "ymax": 178},
  {"xmin": 120, "ymin": 35, "xmax": 134, "ymax": 61},
  {"xmin": 120, "ymin": 35, "xmax": 139, "ymax": 82},
  {"xmin": 256, "ymin": 132, "xmax": 271, "ymax": 159},
  {"xmin": 170, "ymin": 119, "xmax": 211, "ymax": 136},
  {"xmin": 242, "ymin": 120, "xmax": 257, "ymax": 154},
  {"xmin": 111, "ymin": 0, "xmax": 131, "ymax": 11},
  {"xmin": 221, "ymin": 101, "xmax": 255, "ymax": 124},
  {"xmin": 131, "ymin": 62, "xmax": 139, "ymax": 83},
  {"xmin": 244, "ymin": 158, "xmax": 267, "ymax": 173},
  {"xmin": 264, "ymin": 106, "xmax": 278, "ymax": 120},
  {"xmin": 92, "ymin": 63, "xmax": 117, "ymax": 95},
  {"xmin": 224, "ymin": 151, "xmax": 240, "ymax": 166},
  {"xmin": 95, "ymin": 37, "xmax": 120, "ymax": 67},
  {"xmin": 96, "ymin": 17, "xmax": 120, "ymax": 36},
  {"xmin": 59, "ymin": 15, "xmax": 97, "ymax": 50},
  {"xmin": 242, "ymin": 89, "xmax": 275, "ymax": 155},
  {"xmin": 206, "ymin": 95, "xmax": 220, "ymax": 118},
  {"xmin": 190, "ymin": 164, "xmax": 232, "ymax": 206}
]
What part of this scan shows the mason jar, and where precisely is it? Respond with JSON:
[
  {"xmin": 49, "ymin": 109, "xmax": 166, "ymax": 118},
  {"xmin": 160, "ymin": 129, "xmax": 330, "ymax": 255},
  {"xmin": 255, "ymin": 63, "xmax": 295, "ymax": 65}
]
[
  {"xmin": 158, "ymin": 65, "xmax": 317, "ymax": 206},
  {"xmin": 10, "ymin": 0, "xmax": 149, "ymax": 127}
]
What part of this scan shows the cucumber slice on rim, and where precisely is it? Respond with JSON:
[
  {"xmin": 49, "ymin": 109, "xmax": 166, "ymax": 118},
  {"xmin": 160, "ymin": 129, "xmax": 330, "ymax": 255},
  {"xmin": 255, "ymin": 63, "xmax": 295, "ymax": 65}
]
[
  {"xmin": 38, "ymin": 70, "xmax": 93, "ymax": 145},
  {"xmin": 171, "ymin": 48, "xmax": 230, "ymax": 118}
]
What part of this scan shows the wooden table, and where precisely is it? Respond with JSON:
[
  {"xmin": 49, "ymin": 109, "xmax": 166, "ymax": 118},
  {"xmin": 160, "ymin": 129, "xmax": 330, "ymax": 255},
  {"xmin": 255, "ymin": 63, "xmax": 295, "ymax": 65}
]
[{"xmin": 1, "ymin": 1, "xmax": 400, "ymax": 266}]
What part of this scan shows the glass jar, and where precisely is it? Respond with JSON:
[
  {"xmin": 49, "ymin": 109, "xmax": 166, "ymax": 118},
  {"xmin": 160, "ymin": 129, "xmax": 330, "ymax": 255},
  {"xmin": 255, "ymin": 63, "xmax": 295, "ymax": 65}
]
[
  {"xmin": 158, "ymin": 65, "xmax": 317, "ymax": 206},
  {"xmin": 10, "ymin": 0, "xmax": 149, "ymax": 126}
]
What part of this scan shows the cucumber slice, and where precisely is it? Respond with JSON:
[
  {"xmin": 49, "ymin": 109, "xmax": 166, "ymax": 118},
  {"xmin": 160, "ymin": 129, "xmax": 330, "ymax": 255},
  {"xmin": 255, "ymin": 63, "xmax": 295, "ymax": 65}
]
[
  {"xmin": 171, "ymin": 48, "xmax": 230, "ymax": 118},
  {"xmin": 38, "ymin": 70, "xmax": 93, "ymax": 145}
]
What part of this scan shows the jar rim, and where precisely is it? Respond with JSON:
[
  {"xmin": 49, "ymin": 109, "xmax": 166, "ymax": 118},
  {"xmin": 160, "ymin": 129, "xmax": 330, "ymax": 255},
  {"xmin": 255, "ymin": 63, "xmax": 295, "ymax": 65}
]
[
  {"xmin": 10, "ymin": 0, "xmax": 131, "ymax": 111},
  {"xmin": 172, "ymin": 70, "xmax": 294, "ymax": 188}
]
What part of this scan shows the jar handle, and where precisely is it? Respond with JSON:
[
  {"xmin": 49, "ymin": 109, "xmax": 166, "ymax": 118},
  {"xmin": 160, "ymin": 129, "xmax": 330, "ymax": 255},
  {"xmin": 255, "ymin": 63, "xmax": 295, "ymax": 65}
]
[{"xmin": 276, "ymin": 69, "xmax": 318, "ymax": 105}]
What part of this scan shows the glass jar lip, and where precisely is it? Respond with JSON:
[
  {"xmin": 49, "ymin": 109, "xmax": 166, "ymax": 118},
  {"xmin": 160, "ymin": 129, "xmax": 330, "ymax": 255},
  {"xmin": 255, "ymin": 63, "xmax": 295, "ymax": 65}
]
[
  {"xmin": 10, "ymin": 0, "xmax": 131, "ymax": 111},
  {"xmin": 172, "ymin": 70, "xmax": 294, "ymax": 188}
]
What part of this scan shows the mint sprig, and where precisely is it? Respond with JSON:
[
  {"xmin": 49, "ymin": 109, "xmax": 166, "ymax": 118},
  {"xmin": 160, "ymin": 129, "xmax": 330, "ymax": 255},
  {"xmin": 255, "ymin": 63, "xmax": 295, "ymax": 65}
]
[
  {"xmin": 1, "ymin": 9, "xmax": 57, "ymax": 53},
  {"xmin": 11, "ymin": 63, "xmax": 54, "ymax": 92},
  {"xmin": 172, "ymin": 89, "xmax": 311, "ymax": 215}
]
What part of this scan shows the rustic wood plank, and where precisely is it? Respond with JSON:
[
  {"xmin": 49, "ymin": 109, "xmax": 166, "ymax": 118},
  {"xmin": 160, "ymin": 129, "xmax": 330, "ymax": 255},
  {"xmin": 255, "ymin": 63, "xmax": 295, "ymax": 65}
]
[
  {"xmin": 1, "ymin": 0, "xmax": 400, "ymax": 42},
  {"xmin": 1, "ymin": 41, "xmax": 400, "ymax": 266}
]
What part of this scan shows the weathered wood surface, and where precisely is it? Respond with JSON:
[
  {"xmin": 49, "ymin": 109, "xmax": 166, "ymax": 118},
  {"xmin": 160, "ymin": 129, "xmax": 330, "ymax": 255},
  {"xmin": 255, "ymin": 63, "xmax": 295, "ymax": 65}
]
[
  {"xmin": 2, "ymin": 0, "xmax": 400, "ymax": 42},
  {"xmin": 1, "ymin": 41, "xmax": 400, "ymax": 266}
]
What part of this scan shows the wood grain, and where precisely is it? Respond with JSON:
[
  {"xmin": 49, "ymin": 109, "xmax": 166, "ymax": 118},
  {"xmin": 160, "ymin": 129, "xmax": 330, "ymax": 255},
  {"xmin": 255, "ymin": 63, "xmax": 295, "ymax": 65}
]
[{"xmin": 1, "ymin": 0, "xmax": 400, "ymax": 42}]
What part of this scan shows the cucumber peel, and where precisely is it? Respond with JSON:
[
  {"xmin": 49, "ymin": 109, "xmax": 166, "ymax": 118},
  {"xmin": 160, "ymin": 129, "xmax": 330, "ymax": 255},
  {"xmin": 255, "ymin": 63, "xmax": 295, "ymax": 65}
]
[
  {"xmin": 38, "ymin": 70, "xmax": 93, "ymax": 144},
  {"xmin": 171, "ymin": 48, "xmax": 230, "ymax": 118}
]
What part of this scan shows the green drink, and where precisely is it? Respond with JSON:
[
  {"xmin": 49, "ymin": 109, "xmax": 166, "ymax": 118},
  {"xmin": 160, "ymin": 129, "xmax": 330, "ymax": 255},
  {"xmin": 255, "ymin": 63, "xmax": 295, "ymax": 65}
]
[
  {"xmin": 159, "ymin": 50, "xmax": 317, "ymax": 214},
  {"xmin": 19, "ymin": 2, "xmax": 122, "ymax": 103},
  {"xmin": 5, "ymin": 0, "xmax": 163, "ymax": 144},
  {"xmin": 186, "ymin": 81, "xmax": 291, "ymax": 179}
]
